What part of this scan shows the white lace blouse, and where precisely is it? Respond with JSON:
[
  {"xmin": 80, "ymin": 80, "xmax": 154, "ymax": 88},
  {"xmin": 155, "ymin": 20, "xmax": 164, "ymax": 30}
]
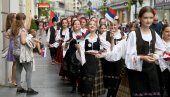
[{"xmin": 125, "ymin": 31, "xmax": 166, "ymax": 71}]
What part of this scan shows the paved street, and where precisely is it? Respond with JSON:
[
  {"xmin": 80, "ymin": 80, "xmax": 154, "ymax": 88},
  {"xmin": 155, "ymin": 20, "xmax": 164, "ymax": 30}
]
[
  {"xmin": 0, "ymin": 50, "xmax": 81, "ymax": 97},
  {"xmin": 0, "ymin": 45, "xmax": 108, "ymax": 97}
]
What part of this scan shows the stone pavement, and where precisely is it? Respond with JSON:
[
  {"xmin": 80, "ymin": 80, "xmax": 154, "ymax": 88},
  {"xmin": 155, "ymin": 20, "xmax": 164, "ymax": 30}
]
[{"xmin": 0, "ymin": 50, "xmax": 107, "ymax": 97}]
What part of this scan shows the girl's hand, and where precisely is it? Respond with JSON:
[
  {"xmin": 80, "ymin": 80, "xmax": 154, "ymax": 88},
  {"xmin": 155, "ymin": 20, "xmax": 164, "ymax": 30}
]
[
  {"xmin": 64, "ymin": 43, "xmax": 69, "ymax": 49},
  {"xmin": 75, "ymin": 44, "xmax": 80, "ymax": 50},
  {"xmin": 95, "ymin": 53, "xmax": 105, "ymax": 58},
  {"xmin": 140, "ymin": 55, "xmax": 156, "ymax": 63}
]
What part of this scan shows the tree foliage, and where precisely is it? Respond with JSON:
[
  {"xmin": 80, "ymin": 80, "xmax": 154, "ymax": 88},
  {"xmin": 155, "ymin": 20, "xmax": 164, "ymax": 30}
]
[
  {"xmin": 85, "ymin": 9, "xmax": 94, "ymax": 16},
  {"xmin": 128, "ymin": 0, "xmax": 143, "ymax": 10},
  {"xmin": 100, "ymin": 5, "xmax": 108, "ymax": 12}
]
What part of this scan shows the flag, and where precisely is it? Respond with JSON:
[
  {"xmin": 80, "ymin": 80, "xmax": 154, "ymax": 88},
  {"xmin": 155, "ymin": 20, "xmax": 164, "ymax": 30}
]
[
  {"xmin": 41, "ymin": 47, "xmax": 47, "ymax": 57},
  {"xmin": 48, "ymin": 10, "xmax": 55, "ymax": 27},
  {"xmin": 163, "ymin": 51, "xmax": 170, "ymax": 61},
  {"xmin": 105, "ymin": 7, "xmax": 117, "ymax": 22}
]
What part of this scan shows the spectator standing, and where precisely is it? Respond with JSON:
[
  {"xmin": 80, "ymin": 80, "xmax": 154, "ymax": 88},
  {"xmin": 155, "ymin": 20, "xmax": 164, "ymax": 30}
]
[
  {"xmin": 5, "ymin": 13, "xmax": 17, "ymax": 87},
  {"xmin": 150, "ymin": 15, "xmax": 163, "ymax": 36},
  {"xmin": 11, "ymin": 13, "xmax": 38, "ymax": 95}
]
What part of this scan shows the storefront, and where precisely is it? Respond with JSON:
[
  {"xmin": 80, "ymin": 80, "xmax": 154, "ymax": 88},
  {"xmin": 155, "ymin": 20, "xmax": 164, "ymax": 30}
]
[{"xmin": 154, "ymin": 0, "xmax": 170, "ymax": 23}]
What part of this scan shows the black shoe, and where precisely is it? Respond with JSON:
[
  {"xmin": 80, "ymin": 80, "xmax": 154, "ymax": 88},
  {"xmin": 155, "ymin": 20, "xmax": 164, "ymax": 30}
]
[
  {"xmin": 27, "ymin": 88, "xmax": 38, "ymax": 95},
  {"xmin": 70, "ymin": 87, "xmax": 76, "ymax": 93},
  {"xmin": 16, "ymin": 87, "xmax": 27, "ymax": 93}
]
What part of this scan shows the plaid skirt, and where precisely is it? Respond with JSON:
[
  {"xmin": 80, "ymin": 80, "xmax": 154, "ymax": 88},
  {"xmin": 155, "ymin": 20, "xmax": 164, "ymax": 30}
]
[
  {"xmin": 81, "ymin": 63, "xmax": 105, "ymax": 97},
  {"xmin": 116, "ymin": 73, "xmax": 131, "ymax": 97}
]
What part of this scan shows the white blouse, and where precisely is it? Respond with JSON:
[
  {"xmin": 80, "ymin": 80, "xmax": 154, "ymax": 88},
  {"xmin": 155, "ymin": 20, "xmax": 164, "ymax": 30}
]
[
  {"xmin": 99, "ymin": 32, "xmax": 107, "ymax": 40},
  {"xmin": 46, "ymin": 26, "xmax": 57, "ymax": 43},
  {"xmin": 105, "ymin": 39, "xmax": 126, "ymax": 61},
  {"xmin": 125, "ymin": 31, "xmax": 166, "ymax": 71},
  {"xmin": 158, "ymin": 40, "xmax": 170, "ymax": 71},
  {"xmin": 53, "ymin": 28, "xmax": 71, "ymax": 57},
  {"xmin": 76, "ymin": 33, "xmax": 111, "ymax": 66},
  {"xmin": 81, "ymin": 28, "xmax": 88, "ymax": 34}
]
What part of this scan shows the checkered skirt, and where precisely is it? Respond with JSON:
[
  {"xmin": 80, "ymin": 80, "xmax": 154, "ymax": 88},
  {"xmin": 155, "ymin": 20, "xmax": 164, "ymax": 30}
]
[{"xmin": 81, "ymin": 63, "xmax": 105, "ymax": 97}]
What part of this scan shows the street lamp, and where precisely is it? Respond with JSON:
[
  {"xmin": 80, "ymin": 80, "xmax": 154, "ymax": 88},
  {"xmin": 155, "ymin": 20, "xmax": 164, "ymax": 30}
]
[
  {"xmin": 132, "ymin": 0, "xmax": 143, "ymax": 19},
  {"xmin": 103, "ymin": 0, "xmax": 107, "ymax": 18},
  {"xmin": 87, "ymin": 0, "xmax": 92, "ymax": 19},
  {"xmin": 133, "ymin": 0, "xmax": 137, "ymax": 19}
]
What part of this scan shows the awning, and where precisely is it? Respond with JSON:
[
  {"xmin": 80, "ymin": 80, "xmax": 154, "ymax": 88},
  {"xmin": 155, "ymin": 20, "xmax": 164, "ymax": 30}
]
[{"xmin": 38, "ymin": 3, "xmax": 50, "ymax": 8}]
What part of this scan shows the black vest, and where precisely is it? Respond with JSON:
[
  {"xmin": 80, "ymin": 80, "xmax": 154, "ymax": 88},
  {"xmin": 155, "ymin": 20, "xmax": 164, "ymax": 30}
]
[
  {"xmin": 135, "ymin": 28, "xmax": 156, "ymax": 55},
  {"xmin": 49, "ymin": 27, "xmax": 56, "ymax": 44}
]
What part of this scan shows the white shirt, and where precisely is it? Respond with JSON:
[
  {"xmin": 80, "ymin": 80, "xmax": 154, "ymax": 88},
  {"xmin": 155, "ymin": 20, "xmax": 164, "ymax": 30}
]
[
  {"xmin": 53, "ymin": 28, "xmax": 71, "ymax": 57},
  {"xmin": 125, "ymin": 31, "xmax": 166, "ymax": 71},
  {"xmin": 46, "ymin": 26, "xmax": 57, "ymax": 43},
  {"xmin": 105, "ymin": 39, "xmax": 126, "ymax": 61},
  {"xmin": 158, "ymin": 40, "xmax": 170, "ymax": 71},
  {"xmin": 76, "ymin": 33, "xmax": 111, "ymax": 66},
  {"xmin": 99, "ymin": 32, "xmax": 107, "ymax": 40}
]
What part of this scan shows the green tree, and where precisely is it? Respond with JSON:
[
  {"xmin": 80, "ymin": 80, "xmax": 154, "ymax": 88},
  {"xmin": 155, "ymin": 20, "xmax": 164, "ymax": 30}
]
[
  {"xmin": 128, "ymin": 0, "xmax": 143, "ymax": 10},
  {"xmin": 85, "ymin": 9, "xmax": 94, "ymax": 19},
  {"xmin": 30, "ymin": 19, "xmax": 38, "ymax": 30},
  {"xmin": 38, "ymin": 0, "xmax": 50, "ymax": 17},
  {"xmin": 100, "ymin": 5, "xmax": 109, "ymax": 18}
]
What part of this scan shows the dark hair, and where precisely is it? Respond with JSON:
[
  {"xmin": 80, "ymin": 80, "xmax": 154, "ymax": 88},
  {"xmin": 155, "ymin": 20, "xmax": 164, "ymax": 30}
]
[
  {"xmin": 99, "ymin": 24, "xmax": 107, "ymax": 28},
  {"xmin": 71, "ymin": 16, "xmax": 78, "ymax": 24},
  {"xmin": 72, "ymin": 20, "xmax": 81, "ymax": 32},
  {"xmin": 161, "ymin": 23, "xmax": 170, "ymax": 38},
  {"xmin": 6, "ymin": 13, "xmax": 16, "ymax": 31},
  {"xmin": 138, "ymin": 6, "xmax": 156, "ymax": 18},
  {"xmin": 61, "ymin": 18, "xmax": 68, "ymax": 28},
  {"xmin": 11, "ymin": 13, "xmax": 26, "ymax": 37},
  {"xmin": 72, "ymin": 20, "xmax": 80, "ymax": 27},
  {"xmin": 80, "ymin": 17, "xmax": 87, "ymax": 24},
  {"xmin": 99, "ymin": 18, "xmax": 105, "ymax": 24}
]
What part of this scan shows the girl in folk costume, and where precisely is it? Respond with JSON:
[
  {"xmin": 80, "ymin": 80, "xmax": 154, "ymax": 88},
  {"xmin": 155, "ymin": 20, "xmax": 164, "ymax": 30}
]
[
  {"xmin": 76, "ymin": 20, "xmax": 110, "ymax": 97},
  {"xmin": 54, "ymin": 18, "xmax": 72, "ymax": 79},
  {"xmin": 64, "ymin": 20, "xmax": 84, "ymax": 93},
  {"xmin": 80, "ymin": 17, "xmax": 88, "ymax": 34},
  {"xmin": 100, "ymin": 18, "xmax": 125, "ymax": 97},
  {"xmin": 125, "ymin": 6, "xmax": 165, "ymax": 97},
  {"xmin": 158, "ymin": 24, "xmax": 170, "ymax": 97},
  {"xmin": 47, "ymin": 16, "xmax": 58, "ymax": 64}
]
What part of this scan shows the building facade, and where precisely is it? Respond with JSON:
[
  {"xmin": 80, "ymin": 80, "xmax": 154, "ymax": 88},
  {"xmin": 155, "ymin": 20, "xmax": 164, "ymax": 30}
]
[{"xmin": 154, "ymin": 0, "xmax": 170, "ymax": 23}]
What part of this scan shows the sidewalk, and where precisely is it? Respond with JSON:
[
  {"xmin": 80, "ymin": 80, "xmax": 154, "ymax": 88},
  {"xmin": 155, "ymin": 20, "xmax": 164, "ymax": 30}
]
[
  {"xmin": 0, "ymin": 49, "xmax": 107, "ymax": 97},
  {"xmin": 0, "ymin": 50, "xmax": 80, "ymax": 97}
]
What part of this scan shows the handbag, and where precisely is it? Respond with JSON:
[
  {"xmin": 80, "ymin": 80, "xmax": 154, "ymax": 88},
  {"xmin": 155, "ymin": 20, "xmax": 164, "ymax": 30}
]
[{"xmin": 13, "ymin": 49, "xmax": 20, "ymax": 58}]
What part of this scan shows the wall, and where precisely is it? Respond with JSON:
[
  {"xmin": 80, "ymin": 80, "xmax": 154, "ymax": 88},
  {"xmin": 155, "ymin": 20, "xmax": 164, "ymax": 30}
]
[
  {"xmin": 0, "ymin": 0, "xmax": 10, "ymax": 86},
  {"xmin": 10, "ymin": 0, "xmax": 19, "ymax": 13}
]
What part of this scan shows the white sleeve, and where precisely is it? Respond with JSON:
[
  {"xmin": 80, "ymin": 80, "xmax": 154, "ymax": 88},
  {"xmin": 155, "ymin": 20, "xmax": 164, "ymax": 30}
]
[
  {"xmin": 100, "ymin": 37, "xmax": 111, "ymax": 52},
  {"xmin": 75, "ymin": 40, "xmax": 86, "ymax": 66},
  {"xmin": 105, "ymin": 39, "xmax": 126, "ymax": 61},
  {"xmin": 158, "ymin": 58, "xmax": 170, "ymax": 72},
  {"xmin": 46, "ymin": 28, "xmax": 50, "ymax": 43},
  {"xmin": 52, "ymin": 30, "xmax": 61, "ymax": 48},
  {"xmin": 125, "ymin": 32, "xmax": 143, "ymax": 71},
  {"xmin": 155, "ymin": 32, "xmax": 166, "ymax": 56}
]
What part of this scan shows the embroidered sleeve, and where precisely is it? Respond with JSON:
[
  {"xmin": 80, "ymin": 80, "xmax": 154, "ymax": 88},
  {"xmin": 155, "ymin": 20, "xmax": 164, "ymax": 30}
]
[{"xmin": 125, "ymin": 32, "xmax": 143, "ymax": 71}]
